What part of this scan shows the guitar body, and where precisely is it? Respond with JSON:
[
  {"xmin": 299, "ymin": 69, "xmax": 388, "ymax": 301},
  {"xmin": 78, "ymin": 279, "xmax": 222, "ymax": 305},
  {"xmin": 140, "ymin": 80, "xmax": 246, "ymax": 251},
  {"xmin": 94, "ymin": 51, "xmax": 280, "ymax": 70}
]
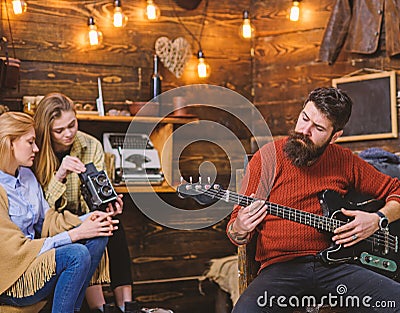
[{"xmin": 317, "ymin": 190, "xmax": 400, "ymax": 281}]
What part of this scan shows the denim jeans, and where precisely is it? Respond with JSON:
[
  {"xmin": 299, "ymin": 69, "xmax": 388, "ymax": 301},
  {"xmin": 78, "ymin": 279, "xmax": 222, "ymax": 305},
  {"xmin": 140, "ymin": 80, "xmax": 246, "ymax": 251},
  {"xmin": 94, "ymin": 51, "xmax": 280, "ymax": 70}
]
[
  {"xmin": 233, "ymin": 256, "xmax": 400, "ymax": 313},
  {"xmin": 0, "ymin": 236, "xmax": 108, "ymax": 313}
]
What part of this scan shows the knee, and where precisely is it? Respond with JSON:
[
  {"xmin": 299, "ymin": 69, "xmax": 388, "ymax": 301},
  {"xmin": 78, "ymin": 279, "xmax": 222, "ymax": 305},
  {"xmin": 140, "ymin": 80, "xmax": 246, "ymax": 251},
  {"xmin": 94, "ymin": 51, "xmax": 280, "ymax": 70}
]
[
  {"xmin": 64, "ymin": 244, "xmax": 91, "ymax": 269},
  {"xmin": 93, "ymin": 236, "xmax": 108, "ymax": 250}
]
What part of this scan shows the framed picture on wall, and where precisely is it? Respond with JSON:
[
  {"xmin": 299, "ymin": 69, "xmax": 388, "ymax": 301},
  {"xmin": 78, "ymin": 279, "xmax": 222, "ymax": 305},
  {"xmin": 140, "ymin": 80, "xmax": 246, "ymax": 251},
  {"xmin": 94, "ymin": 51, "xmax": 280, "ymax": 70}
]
[{"xmin": 332, "ymin": 70, "xmax": 398, "ymax": 143}]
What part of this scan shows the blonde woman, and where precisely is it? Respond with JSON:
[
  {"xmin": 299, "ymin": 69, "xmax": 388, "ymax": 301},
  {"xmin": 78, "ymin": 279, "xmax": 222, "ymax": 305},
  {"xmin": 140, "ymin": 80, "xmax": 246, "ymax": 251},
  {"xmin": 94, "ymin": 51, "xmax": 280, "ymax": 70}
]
[
  {"xmin": 34, "ymin": 93, "xmax": 132, "ymax": 313},
  {"xmin": 0, "ymin": 112, "xmax": 117, "ymax": 313}
]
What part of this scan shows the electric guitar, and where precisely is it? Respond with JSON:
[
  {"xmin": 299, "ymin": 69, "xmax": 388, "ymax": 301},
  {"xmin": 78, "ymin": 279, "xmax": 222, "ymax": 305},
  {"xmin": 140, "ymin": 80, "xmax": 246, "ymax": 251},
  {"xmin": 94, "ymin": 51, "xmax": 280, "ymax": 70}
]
[{"xmin": 177, "ymin": 182, "xmax": 399, "ymax": 281}]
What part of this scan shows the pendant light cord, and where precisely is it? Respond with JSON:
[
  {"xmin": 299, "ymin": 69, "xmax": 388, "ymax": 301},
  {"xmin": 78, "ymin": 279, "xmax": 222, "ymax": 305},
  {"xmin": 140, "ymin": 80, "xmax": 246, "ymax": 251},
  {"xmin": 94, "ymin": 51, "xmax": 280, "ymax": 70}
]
[
  {"xmin": 170, "ymin": 0, "xmax": 209, "ymax": 51},
  {"xmin": 3, "ymin": 0, "xmax": 17, "ymax": 58}
]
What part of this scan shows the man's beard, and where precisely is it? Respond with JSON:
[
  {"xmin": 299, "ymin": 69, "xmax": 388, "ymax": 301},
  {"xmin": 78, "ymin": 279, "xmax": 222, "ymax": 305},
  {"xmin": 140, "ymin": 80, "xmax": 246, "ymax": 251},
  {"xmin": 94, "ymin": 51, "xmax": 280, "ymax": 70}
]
[{"xmin": 283, "ymin": 131, "xmax": 331, "ymax": 167}]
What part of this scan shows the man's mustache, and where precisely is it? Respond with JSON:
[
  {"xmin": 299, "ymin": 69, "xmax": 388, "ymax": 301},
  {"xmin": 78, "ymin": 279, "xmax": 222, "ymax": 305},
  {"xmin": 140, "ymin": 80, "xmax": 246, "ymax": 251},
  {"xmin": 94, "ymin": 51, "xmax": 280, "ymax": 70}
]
[{"xmin": 289, "ymin": 131, "xmax": 313, "ymax": 146}]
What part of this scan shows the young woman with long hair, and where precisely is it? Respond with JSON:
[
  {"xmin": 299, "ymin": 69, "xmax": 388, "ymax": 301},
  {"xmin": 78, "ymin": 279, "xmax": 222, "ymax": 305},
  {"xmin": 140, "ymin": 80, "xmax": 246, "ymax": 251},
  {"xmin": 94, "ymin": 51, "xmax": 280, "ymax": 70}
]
[
  {"xmin": 33, "ymin": 93, "xmax": 132, "ymax": 313},
  {"xmin": 0, "ymin": 112, "xmax": 117, "ymax": 313}
]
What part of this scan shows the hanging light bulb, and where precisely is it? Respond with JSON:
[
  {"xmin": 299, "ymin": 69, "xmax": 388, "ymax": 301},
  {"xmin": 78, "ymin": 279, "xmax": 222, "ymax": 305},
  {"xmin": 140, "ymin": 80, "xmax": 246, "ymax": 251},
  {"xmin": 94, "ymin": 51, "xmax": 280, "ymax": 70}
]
[
  {"xmin": 113, "ymin": 0, "xmax": 128, "ymax": 28},
  {"xmin": 87, "ymin": 17, "xmax": 103, "ymax": 47},
  {"xmin": 146, "ymin": 0, "xmax": 160, "ymax": 21},
  {"xmin": 12, "ymin": 0, "xmax": 27, "ymax": 15},
  {"xmin": 289, "ymin": 0, "xmax": 300, "ymax": 22},
  {"xmin": 197, "ymin": 50, "xmax": 210, "ymax": 79},
  {"xmin": 239, "ymin": 10, "xmax": 254, "ymax": 39}
]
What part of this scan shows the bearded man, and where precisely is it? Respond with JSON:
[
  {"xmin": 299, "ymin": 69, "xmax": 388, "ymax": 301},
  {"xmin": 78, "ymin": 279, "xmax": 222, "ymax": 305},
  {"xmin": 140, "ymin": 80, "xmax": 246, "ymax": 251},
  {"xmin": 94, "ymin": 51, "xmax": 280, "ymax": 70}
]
[{"xmin": 228, "ymin": 87, "xmax": 400, "ymax": 313}]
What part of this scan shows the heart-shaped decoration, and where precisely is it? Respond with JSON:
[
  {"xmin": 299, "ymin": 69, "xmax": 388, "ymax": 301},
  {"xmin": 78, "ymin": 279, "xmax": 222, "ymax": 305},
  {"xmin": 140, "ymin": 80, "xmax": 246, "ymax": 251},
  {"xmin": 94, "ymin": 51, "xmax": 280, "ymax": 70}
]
[{"xmin": 155, "ymin": 37, "xmax": 192, "ymax": 78}]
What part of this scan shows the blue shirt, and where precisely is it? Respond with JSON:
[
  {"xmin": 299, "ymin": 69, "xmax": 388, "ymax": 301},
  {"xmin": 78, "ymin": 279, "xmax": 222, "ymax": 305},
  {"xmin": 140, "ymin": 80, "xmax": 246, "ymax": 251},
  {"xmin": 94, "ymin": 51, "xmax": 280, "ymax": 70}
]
[{"xmin": 0, "ymin": 167, "xmax": 72, "ymax": 255}]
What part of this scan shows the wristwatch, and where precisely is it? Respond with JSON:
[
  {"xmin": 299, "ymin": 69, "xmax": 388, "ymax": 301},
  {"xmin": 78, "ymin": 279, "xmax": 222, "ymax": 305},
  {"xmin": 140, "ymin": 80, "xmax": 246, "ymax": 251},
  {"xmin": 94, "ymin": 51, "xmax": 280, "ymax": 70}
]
[{"xmin": 375, "ymin": 211, "xmax": 389, "ymax": 231}]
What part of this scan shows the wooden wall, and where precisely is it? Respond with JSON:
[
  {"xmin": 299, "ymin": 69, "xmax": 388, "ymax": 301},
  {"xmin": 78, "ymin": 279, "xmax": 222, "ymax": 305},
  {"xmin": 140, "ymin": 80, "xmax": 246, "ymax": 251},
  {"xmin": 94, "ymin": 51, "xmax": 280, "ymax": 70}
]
[
  {"xmin": 0, "ymin": 0, "xmax": 253, "ymax": 102},
  {"xmin": 2, "ymin": 0, "xmax": 400, "ymax": 312},
  {"xmin": 0, "ymin": 1, "xmax": 249, "ymax": 312},
  {"xmin": 252, "ymin": 0, "xmax": 400, "ymax": 153}
]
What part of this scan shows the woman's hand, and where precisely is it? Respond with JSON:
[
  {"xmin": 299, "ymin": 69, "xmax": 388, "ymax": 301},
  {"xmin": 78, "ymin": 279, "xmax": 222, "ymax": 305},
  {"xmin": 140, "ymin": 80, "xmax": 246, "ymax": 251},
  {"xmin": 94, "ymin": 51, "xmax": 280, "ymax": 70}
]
[
  {"xmin": 68, "ymin": 211, "xmax": 119, "ymax": 242},
  {"xmin": 55, "ymin": 155, "xmax": 86, "ymax": 182},
  {"xmin": 105, "ymin": 194, "xmax": 124, "ymax": 216}
]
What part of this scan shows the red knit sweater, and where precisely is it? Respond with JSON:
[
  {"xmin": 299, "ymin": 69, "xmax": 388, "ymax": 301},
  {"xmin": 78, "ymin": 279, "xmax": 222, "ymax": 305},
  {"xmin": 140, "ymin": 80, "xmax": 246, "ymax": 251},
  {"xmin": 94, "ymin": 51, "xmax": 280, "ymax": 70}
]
[{"xmin": 228, "ymin": 138, "xmax": 400, "ymax": 272}]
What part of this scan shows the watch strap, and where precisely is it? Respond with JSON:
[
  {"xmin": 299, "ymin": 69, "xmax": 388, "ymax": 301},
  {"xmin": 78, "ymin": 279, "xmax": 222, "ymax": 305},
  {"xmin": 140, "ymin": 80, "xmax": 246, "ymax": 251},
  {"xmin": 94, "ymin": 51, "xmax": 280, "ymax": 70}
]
[{"xmin": 375, "ymin": 211, "xmax": 389, "ymax": 230}]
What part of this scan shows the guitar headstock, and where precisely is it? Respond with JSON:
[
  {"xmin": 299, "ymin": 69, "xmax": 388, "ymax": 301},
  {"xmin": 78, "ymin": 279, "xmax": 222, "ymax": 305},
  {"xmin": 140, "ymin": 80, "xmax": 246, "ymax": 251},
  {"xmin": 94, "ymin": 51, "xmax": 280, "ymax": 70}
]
[{"xmin": 177, "ymin": 177, "xmax": 221, "ymax": 205}]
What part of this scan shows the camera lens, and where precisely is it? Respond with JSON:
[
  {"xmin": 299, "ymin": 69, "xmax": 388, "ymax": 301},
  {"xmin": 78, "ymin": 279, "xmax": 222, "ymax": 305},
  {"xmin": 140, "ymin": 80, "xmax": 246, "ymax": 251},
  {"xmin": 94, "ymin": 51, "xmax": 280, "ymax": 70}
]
[
  {"xmin": 95, "ymin": 174, "xmax": 108, "ymax": 186},
  {"xmin": 100, "ymin": 185, "xmax": 113, "ymax": 197}
]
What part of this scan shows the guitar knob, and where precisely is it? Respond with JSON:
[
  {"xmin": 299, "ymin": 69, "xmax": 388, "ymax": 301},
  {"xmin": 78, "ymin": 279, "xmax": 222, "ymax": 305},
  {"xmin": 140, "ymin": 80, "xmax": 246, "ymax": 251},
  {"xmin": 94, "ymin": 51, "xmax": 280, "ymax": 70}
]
[
  {"xmin": 364, "ymin": 255, "xmax": 371, "ymax": 263},
  {"xmin": 382, "ymin": 261, "xmax": 389, "ymax": 268}
]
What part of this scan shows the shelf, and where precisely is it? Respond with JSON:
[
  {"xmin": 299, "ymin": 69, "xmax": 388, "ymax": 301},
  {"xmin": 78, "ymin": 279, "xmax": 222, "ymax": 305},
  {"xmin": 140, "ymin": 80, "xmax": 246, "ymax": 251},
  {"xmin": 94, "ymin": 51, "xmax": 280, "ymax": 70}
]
[
  {"xmin": 77, "ymin": 114, "xmax": 198, "ymax": 124},
  {"xmin": 77, "ymin": 113, "xmax": 192, "ymax": 194},
  {"xmin": 114, "ymin": 181, "xmax": 176, "ymax": 193}
]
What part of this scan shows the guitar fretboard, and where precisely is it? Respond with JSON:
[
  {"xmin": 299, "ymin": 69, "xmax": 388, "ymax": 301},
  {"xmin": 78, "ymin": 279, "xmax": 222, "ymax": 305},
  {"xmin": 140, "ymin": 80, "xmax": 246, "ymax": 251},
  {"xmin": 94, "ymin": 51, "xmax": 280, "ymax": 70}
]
[
  {"xmin": 178, "ymin": 183, "xmax": 398, "ymax": 253},
  {"xmin": 206, "ymin": 187, "xmax": 344, "ymax": 233}
]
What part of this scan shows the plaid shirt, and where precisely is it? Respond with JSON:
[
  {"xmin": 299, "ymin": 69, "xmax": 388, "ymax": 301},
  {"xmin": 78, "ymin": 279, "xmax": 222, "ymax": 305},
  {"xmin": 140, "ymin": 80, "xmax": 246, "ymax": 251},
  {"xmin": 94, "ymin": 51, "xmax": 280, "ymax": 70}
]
[{"xmin": 45, "ymin": 131, "xmax": 105, "ymax": 215}]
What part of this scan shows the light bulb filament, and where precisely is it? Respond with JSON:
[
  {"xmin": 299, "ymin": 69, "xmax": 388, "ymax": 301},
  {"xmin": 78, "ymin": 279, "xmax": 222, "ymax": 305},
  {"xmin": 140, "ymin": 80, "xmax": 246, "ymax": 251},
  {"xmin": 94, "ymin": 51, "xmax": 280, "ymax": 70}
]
[
  {"xmin": 290, "ymin": 1, "xmax": 300, "ymax": 22},
  {"xmin": 242, "ymin": 19, "xmax": 252, "ymax": 39},
  {"xmin": 147, "ymin": 4, "xmax": 157, "ymax": 20},
  {"xmin": 198, "ymin": 58, "xmax": 208, "ymax": 78},
  {"xmin": 12, "ymin": 0, "xmax": 26, "ymax": 15},
  {"xmin": 114, "ymin": 11, "xmax": 123, "ymax": 27},
  {"xmin": 89, "ymin": 28, "xmax": 99, "ymax": 46}
]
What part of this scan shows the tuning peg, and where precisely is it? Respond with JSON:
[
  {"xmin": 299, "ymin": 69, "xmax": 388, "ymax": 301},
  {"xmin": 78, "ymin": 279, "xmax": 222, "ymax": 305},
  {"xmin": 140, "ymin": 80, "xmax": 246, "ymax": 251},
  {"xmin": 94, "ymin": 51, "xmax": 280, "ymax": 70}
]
[
  {"xmin": 199, "ymin": 176, "xmax": 202, "ymax": 184},
  {"xmin": 190, "ymin": 176, "xmax": 193, "ymax": 184},
  {"xmin": 208, "ymin": 177, "xmax": 211, "ymax": 184},
  {"xmin": 180, "ymin": 176, "xmax": 184, "ymax": 184}
]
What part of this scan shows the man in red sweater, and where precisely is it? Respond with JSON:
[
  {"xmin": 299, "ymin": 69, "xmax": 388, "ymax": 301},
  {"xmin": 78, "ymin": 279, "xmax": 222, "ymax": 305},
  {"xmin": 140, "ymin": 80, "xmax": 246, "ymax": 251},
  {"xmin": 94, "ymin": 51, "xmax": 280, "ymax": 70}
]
[{"xmin": 228, "ymin": 87, "xmax": 400, "ymax": 312}]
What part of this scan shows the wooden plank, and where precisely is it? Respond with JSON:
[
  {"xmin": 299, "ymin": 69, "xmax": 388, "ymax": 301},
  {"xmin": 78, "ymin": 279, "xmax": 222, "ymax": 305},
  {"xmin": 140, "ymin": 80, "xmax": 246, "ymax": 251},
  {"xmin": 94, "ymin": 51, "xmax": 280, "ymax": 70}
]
[
  {"xmin": 152, "ymin": 123, "xmax": 173, "ymax": 181},
  {"xmin": 252, "ymin": 0, "xmax": 334, "ymax": 35},
  {"xmin": 131, "ymin": 279, "xmax": 219, "ymax": 313},
  {"xmin": 121, "ymin": 196, "xmax": 236, "ymax": 281},
  {"xmin": 1, "ymin": 2, "xmax": 251, "ymax": 64}
]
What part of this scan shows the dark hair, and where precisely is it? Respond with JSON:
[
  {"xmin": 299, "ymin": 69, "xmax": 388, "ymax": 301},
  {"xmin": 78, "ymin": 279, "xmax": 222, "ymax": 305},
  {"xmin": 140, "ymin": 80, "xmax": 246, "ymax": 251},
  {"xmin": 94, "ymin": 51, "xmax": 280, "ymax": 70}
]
[{"xmin": 304, "ymin": 87, "xmax": 352, "ymax": 132}]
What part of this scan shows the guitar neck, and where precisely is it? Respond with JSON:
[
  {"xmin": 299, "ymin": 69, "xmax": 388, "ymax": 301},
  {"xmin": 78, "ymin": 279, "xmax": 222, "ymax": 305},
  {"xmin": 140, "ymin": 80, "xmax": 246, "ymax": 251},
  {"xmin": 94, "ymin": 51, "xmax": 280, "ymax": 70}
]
[{"xmin": 205, "ymin": 187, "xmax": 344, "ymax": 233}]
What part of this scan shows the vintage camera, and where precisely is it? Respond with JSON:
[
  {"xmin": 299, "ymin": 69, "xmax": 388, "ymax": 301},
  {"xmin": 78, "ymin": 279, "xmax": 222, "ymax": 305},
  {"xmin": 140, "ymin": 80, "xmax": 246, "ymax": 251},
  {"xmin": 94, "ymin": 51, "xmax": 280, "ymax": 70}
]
[{"xmin": 79, "ymin": 162, "xmax": 118, "ymax": 211}]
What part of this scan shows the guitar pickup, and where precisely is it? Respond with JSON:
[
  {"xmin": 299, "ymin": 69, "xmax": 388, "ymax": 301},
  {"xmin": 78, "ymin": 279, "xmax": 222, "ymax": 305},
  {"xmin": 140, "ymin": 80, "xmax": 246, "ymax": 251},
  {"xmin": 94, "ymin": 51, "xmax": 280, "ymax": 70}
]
[{"xmin": 360, "ymin": 252, "xmax": 397, "ymax": 272}]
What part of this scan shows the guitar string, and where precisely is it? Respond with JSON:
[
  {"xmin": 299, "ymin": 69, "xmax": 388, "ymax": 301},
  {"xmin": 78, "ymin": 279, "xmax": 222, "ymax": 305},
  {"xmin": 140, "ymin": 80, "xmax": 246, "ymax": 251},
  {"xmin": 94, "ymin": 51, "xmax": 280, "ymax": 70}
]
[
  {"xmin": 197, "ymin": 186, "xmax": 398, "ymax": 249},
  {"xmin": 223, "ymin": 189, "xmax": 398, "ymax": 248},
  {"xmin": 222, "ymin": 188, "xmax": 398, "ymax": 249},
  {"xmin": 196, "ymin": 184, "xmax": 391, "ymax": 242}
]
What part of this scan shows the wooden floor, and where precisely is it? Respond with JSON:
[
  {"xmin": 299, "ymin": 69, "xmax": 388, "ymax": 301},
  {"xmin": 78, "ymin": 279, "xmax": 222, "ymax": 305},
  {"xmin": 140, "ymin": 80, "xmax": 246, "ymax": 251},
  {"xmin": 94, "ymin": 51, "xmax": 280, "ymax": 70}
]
[{"xmin": 77, "ymin": 280, "xmax": 228, "ymax": 313}]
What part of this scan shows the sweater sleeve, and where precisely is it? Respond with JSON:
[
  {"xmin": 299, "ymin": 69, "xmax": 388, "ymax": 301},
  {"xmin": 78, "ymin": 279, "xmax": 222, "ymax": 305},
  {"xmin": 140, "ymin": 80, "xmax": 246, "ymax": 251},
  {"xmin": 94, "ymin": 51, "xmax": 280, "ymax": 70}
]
[
  {"xmin": 79, "ymin": 137, "xmax": 106, "ymax": 213},
  {"xmin": 227, "ymin": 142, "xmax": 277, "ymax": 245},
  {"xmin": 44, "ymin": 174, "xmax": 67, "ymax": 210},
  {"xmin": 93, "ymin": 140, "xmax": 105, "ymax": 171}
]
